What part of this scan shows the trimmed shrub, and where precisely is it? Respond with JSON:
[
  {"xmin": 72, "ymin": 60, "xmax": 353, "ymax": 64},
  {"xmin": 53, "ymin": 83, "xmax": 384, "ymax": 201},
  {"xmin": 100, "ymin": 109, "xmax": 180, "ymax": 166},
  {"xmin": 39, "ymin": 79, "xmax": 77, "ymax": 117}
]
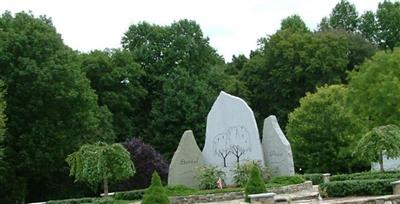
[
  {"xmin": 166, "ymin": 185, "xmax": 197, "ymax": 196},
  {"xmin": 141, "ymin": 172, "xmax": 170, "ymax": 204},
  {"xmin": 266, "ymin": 175, "xmax": 305, "ymax": 188},
  {"xmin": 331, "ymin": 171, "xmax": 400, "ymax": 181},
  {"xmin": 196, "ymin": 166, "xmax": 225, "ymax": 190},
  {"xmin": 112, "ymin": 189, "xmax": 145, "ymax": 200},
  {"xmin": 245, "ymin": 166, "xmax": 266, "ymax": 202},
  {"xmin": 319, "ymin": 179, "xmax": 394, "ymax": 197},
  {"xmin": 232, "ymin": 161, "xmax": 271, "ymax": 187},
  {"xmin": 303, "ymin": 173, "xmax": 324, "ymax": 185}
]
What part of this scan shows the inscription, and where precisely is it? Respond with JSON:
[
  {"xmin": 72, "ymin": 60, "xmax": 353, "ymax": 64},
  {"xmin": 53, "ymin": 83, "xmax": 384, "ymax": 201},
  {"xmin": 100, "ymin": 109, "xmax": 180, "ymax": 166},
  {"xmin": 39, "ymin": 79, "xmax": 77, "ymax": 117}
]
[{"xmin": 180, "ymin": 158, "xmax": 199, "ymax": 165}]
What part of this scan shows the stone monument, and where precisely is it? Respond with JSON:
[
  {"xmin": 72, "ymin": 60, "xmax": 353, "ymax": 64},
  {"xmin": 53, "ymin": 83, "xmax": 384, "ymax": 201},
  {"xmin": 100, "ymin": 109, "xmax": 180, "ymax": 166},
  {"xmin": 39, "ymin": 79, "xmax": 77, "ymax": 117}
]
[
  {"xmin": 262, "ymin": 115, "xmax": 295, "ymax": 176},
  {"xmin": 202, "ymin": 91, "xmax": 265, "ymax": 184},
  {"xmin": 168, "ymin": 130, "xmax": 204, "ymax": 188},
  {"xmin": 372, "ymin": 156, "xmax": 400, "ymax": 171}
]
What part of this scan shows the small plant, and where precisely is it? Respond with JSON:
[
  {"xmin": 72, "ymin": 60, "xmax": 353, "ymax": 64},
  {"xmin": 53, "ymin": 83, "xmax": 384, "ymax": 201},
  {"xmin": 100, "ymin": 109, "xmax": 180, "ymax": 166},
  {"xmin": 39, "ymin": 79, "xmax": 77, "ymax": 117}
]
[
  {"xmin": 141, "ymin": 171, "xmax": 170, "ymax": 204},
  {"xmin": 232, "ymin": 160, "xmax": 270, "ymax": 187},
  {"xmin": 196, "ymin": 166, "xmax": 225, "ymax": 189},
  {"xmin": 244, "ymin": 166, "xmax": 266, "ymax": 202}
]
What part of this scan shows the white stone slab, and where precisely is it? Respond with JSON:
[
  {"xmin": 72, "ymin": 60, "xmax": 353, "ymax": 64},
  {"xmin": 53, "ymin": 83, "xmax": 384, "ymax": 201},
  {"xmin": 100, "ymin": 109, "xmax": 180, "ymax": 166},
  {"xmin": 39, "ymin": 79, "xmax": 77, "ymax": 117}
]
[
  {"xmin": 262, "ymin": 115, "xmax": 295, "ymax": 176},
  {"xmin": 202, "ymin": 91, "xmax": 265, "ymax": 184},
  {"xmin": 168, "ymin": 130, "xmax": 204, "ymax": 188}
]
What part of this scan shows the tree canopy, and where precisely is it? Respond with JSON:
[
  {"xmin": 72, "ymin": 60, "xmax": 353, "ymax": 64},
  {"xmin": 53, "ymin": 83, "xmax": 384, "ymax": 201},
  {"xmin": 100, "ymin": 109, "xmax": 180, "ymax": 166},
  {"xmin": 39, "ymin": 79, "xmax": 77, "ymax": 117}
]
[
  {"xmin": 66, "ymin": 142, "xmax": 135, "ymax": 196},
  {"xmin": 0, "ymin": 11, "xmax": 115, "ymax": 202},
  {"xmin": 287, "ymin": 85, "xmax": 366, "ymax": 173}
]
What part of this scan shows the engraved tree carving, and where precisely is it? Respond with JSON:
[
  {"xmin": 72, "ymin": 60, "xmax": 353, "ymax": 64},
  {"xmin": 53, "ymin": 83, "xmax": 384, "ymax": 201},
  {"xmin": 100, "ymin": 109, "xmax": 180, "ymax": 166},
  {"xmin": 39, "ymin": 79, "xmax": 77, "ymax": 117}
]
[
  {"xmin": 229, "ymin": 126, "xmax": 251, "ymax": 165},
  {"xmin": 213, "ymin": 126, "xmax": 251, "ymax": 167},
  {"xmin": 213, "ymin": 133, "xmax": 231, "ymax": 167}
]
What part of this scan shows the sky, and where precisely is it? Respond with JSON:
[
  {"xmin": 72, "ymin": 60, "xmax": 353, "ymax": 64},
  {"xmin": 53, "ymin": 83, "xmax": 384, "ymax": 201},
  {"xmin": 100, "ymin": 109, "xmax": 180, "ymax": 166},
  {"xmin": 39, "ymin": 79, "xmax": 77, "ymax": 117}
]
[{"xmin": 0, "ymin": 0, "xmax": 383, "ymax": 61}]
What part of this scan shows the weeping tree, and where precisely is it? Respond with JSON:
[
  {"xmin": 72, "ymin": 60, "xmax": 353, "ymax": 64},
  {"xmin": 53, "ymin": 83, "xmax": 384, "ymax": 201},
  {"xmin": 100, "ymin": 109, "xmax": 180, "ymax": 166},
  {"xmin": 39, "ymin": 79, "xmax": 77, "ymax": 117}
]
[
  {"xmin": 356, "ymin": 125, "xmax": 400, "ymax": 172},
  {"xmin": 66, "ymin": 142, "xmax": 135, "ymax": 196}
]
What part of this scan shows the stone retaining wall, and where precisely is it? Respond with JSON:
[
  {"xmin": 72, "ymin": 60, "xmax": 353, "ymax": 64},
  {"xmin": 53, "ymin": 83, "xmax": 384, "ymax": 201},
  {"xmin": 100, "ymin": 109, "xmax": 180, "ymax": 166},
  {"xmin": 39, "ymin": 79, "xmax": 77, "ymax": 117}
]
[
  {"xmin": 170, "ymin": 181, "xmax": 312, "ymax": 204},
  {"xmin": 268, "ymin": 181, "xmax": 313, "ymax": 194}
]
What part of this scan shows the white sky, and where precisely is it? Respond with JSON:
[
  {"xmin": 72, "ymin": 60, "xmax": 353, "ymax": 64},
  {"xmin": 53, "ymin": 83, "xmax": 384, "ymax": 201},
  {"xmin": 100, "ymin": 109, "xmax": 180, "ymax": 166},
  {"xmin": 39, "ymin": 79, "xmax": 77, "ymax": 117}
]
[{"xmin": 0, "ymin": 0, "xmax": 383, "ymax": 62}]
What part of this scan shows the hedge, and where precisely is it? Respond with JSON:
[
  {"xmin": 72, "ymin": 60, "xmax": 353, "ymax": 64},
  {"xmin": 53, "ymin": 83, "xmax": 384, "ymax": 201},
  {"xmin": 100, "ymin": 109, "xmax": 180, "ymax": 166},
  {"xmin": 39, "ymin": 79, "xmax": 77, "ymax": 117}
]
[
  {"xmin": 319, "ymin": 179, "xmax": 395, "ymax": 197},
  {"xmin": 112, "ymin": 189, "xmax": 145, "ymax": 200},
  {"xmin": 303, "ymin": 173, "xmax": 324, "ymax": 185},
  {"xmin": 265, "ymin": 175, "xmax": 305, "ymax": 188},
  {"xmin": 331, "ymin": 171, "xmax": 400, "ymax": 182}
]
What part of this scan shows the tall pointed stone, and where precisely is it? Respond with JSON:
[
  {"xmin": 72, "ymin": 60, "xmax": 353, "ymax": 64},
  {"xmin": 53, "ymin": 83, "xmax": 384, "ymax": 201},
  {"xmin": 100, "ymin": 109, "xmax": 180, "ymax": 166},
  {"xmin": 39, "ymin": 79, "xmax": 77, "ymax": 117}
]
[
  {"xmin": 203, "ymin": 91, "xmax": 265, "ymax": 184},
  {"xmin": 262, "ymin": 115, "xmax": 295, "ymax": 176},
  {"xmin": 168, "ymin": 130, "xmax": 204, "ymax": 188}
]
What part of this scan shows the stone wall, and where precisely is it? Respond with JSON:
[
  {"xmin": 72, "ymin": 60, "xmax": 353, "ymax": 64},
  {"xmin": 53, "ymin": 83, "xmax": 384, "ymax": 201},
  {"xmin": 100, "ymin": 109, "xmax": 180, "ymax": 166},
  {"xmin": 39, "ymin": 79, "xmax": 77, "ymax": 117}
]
[
  {"xmin": 170, "ymin": 181, "xmax": 312, "ymax": 204},
  {"xmin": 268, "ymin": 181, "xmax": 313, "ymax": 194},
  {"xmin": 323, "ymin": 195, "xmax": 400, "ymax": 204},
  {"xmin": 170, "ymin": 192, "xmax": 244, "ymax": 204}
]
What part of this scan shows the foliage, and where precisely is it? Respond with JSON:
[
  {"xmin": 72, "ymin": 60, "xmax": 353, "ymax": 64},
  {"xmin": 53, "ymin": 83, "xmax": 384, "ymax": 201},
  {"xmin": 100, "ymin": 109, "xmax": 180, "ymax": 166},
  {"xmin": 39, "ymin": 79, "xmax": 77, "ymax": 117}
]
[
  {"xmin": 122, "ymin": 20, "xmax": 224, "ymax": 158},
  {"xmin": 376, "ymin": 1, "xmax": 400, "ymax": 50},
  {"xmin": 266, "ymin": 175, "xmax": 305, "ymax": 187},
  {"xmin": 244, "ymin": 166, "xmax": 265, "ymax": 202},
  {"xmin": 0, "ymin": 81, "xmax": 6, "ymax": 183},
  {"xmin": 280, "ymin": 15, "xmax": 309, "ymax": 32},
  {"xmin": 287, "ymin": 85, "xmax": 367, "ymax": 173},
  {"xmin": 232, "ymin": 161, "xmax": 270, "ymax": 187},
  {"xmin": 303, "ymin": 174, "xmax": 324, "ymax": 185},
  {"xmin": 241, "ymin": 24, "xmax": 374, "ymax": 129},
  {"xmin": 319, "ymin": 179, "xmax": 394, "ymax": 197},
  {"xmin": 0, "ymin": 11, "xmax": 115, "ymax": 202},
  {"xmin": 113, "ymin": 189, "xmax": 145, "ymax": 201},
  {"xmin": 141, "ymin": 172, "xmax": 170, "ymax": 204},
  {"xmin": 80, "ymin": 50, "xmax": 147, "ymax": 141},
  {"xmin": 331, "ymin": 171, "xmax": 400, "ymax": 181},
  {"xmin": 66, "ymin": 142, "xmax": 135, "ymax": 195},
  {"xmin": 348, "ymin": 49, "xmax": 400, "ymax": 130},
  {"xmin": 196, "ymin": 166, "xmax": 225, "ymax": 190},
  {"xmin": 328, "ymin": 0, "xmax": 359, "ymax": 32},
  {"xmin": 113, "ymin": 138, "xmax": 168, "ymax": 191},
  {"xmin": 355, "ymin": 125, "xmax": 400, "ymax": 172}
]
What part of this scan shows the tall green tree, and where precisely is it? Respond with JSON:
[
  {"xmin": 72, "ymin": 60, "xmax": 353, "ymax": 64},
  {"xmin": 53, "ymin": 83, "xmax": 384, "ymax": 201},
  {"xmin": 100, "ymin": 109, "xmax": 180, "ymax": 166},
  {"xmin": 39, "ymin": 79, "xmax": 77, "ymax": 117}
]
[
  {"xmin": 242, "ymin": 14, "xmax": 375, "ymax": 129},
  {"xmin": 356, "ymin": 125, "xmax": 400, "ymax": 172},
  {"xmin": 81, "ymin": 50, "xmax": 147, "ymax": 141},
  {"xmin": 122, "ymin": 20, "xmax": 224, "ymax": 157},
  {"xmin": 286, "ymin": 85, "xmax": 367, "ymax": 173},
  {"xmin": 376, "ymin": 1, "xmax": 400, "ymax": 50},
  {"xmin": 66, "ymin": 142, "xmax": 135, "ymax": 196},
  {"xmin": 359, "ymin": 11, "xmax": 378, "ymax": 44},
  {"xmin": 0, "ymin": 12, "xmax": 114, "ymax": 202},
  {"xmin": 328, "ymin": 0, "xmax": 359, "ymax": 32},
  {"xmin": 280, "ymin": 14, "xmax": 309, "ymax": 32},
  {"xmin": 348, "ymin": 49, "xmax": 400, "ymax": 130}
]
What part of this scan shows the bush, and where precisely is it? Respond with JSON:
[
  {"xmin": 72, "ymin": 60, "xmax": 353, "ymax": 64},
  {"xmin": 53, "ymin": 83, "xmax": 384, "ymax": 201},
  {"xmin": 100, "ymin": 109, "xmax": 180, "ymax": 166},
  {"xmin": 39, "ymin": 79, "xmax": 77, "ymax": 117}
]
[
  {"xmin": 141, "ymin": 172, "xmax": 170, "ymax": 204},
  {"xmin": 303, "ymin": 173, "xmax": 324, "ymax": 185},
  {"xmin": 232, "ymin": 161, "xmax": 270, "ymax": 187},
  {"xmin": 165, "ymin": 185, "xmax": 197, "ymax": 196},
  {"xmin": 113, "ymin": 138, "xmax": 169, "ymax": 191},
  {"xmin": 244, "ymin": 166, "xmax": 266, "ymax": 202},
  {"xmin": 319, "ymin": 179, "xmax": 394, "ymax": 197},
  {"xmin": 266, "ymin": 175, "xmax": 305, "ymax": 188},
  {"xmin": 331, "ymin": 171, "xmax": 400, "ymax": 181},
  {"xmin": 196, "ymin": 166, "xmax": 225, "ymax": 190},
  {"xmin": 112, "ymin": 189, "xmax": 145, "ymax": 200}
]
